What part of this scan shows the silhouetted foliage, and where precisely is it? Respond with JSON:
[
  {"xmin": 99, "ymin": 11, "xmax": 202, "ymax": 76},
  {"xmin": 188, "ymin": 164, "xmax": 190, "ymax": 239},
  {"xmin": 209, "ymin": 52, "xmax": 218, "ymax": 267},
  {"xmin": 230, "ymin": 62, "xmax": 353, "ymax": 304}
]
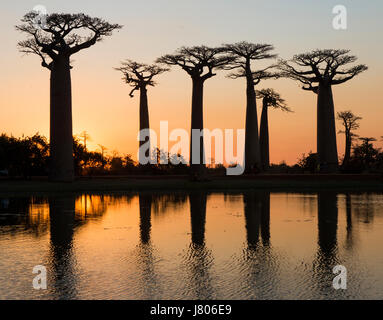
[
  {"xmin": 278, "ymin": 49, "xmax": 367, "ymax": 172},
  {"xmin": 278, "ymin": 49, "xmax": 368, "ymax": 93},
  {"xmin": 257, "ymin": 89, "xmax": 291, "ymax": 170},
  {"xmin": 116, "ymin": 60, "xmax": 168, "ymax": 97},
  {"xmin": 337, "ymin": 110, "xmax": 362, "ymax": 168},
  {"xmin": 16, "ymin": 12, "xmax": 122, "ymax": 182},
  {"xmin": 222, "ymin": 42, "xmax": 279, "ymax": 173},
  {"xmin": 0, "ymin": 133, "xmax": 49, "ymax": 178},
  {"xmin": 297, "ymin": 152, "xmax": 319, "ymax": 173},
  {"xmin": 157, "ymin": 46, "xmax": 234, "ymax": 179}
]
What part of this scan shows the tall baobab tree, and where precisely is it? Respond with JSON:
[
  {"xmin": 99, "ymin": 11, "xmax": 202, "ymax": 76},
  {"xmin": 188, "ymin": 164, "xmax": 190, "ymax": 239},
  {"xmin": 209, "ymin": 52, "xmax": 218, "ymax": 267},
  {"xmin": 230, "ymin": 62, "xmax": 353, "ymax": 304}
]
[
  {"xmin": 156, "ymin": 46, "xmax": 232, "ymax": 179},
  {"xmin": 337, "ymin": 110, "xmax": 362, "ymax": 167},
  {"xmin": 17, "ymin": 12, "xmax": 122, "ymax": 181},
  {"xmin": 116, "ymin": 60, "xmax": 168, "ymax": 165},
  {"xmin": 278, "ymin": 49, "xmax": 367, "ymax": 172},
  {"xmin": 256, "ymin": 89, "xmax": 291, "ymax": 170},
  {"xmin": 222, "ymin": 42, "xmax": 278, "ymax": 173}
]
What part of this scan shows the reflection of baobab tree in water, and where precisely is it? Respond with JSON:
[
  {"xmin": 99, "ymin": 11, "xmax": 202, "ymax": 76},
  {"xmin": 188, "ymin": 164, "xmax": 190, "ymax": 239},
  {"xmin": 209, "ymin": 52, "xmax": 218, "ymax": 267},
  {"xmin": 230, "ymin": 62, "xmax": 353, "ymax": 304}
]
[
  {"xmin": 345, "ymin": 193, "xmax": 354, "ymax": 250},
  {"xmin": 48, "ymin": 196, "xmax": 78, "ymax": 300},
  {"xmin": 134, "ymin": 194, "xmax": 162, "ymax": 299},
  {"xmin": 151, "ymin": 193, "xmax": 188, "ymax": 218},
  {"xmin": 0, "ymin": 197, "xmax": 49, "ymax": 236},
  {"xmin": 182, "ymin": 192, "xmax": 215, "ymax": 299},
  {"xmin": 312, "ymin": 192, "xmax": 342, "ymax": 297},
  {"xmin": 139, "ymin": 194, "xmax": 152, "ymax": 244},
  {"xmin": 243, "ymin": 191, "xmax": 271, "ymax": 248},
  {"xmin": 240, "ymin": 191, "xmax": 280, "ymax": 299},
  {"xmin": 353, "ymin": 193, "xmax": 376, "ymax": 225}
]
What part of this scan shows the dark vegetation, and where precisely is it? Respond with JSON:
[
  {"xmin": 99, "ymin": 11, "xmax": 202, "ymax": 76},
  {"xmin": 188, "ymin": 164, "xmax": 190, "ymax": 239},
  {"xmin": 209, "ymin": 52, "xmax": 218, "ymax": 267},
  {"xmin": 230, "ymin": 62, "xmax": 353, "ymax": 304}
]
[{"xmin": 1, "ymin": 131, "xmax": 382, "ymax": 179}]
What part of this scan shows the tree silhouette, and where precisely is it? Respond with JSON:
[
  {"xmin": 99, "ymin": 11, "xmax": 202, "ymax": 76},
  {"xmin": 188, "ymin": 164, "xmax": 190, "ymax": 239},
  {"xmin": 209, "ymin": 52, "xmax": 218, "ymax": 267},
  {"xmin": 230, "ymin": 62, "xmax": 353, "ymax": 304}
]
[
  {"xmin": 156, "ymin": 46, "xmax": 233, "ymax": 179},
  {"xmin": 354, "ymin": 137, "xmax": 379, "ymax": 169},
  {"xmin": 17, "ymin": 12, "xmax": 122, "ymax": 181},
  {"xmin": 97, "ymin": 144, "xmax": 108, "ymax": 168},
  {"xmin": 337, "ymin": 111, "xmax": 362, "ymax": 167},
  {"xmin": 78, "ymin": 131, "xmax": 92, "ymax": 151},
  {"xmin": 222, "ymin": 42, "xmax": 278, "ymax": 173},
  {"xmin": 116, "ymin": 60, "xmax": 168, "ymax": 165},
  {"xmin": 278, "ymin": 49, "xmax": 367, "ymax": 172},
  {"xmin": 256, "ymin": 89, "xmax": 291, "ymax": 170}
]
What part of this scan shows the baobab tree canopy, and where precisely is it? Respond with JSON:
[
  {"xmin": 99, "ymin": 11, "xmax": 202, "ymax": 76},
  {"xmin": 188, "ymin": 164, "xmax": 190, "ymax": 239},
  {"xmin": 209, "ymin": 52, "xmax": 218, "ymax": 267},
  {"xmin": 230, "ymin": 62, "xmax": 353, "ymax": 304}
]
[
  {"xmin": 278, "ymin": 49, "xmax": 368, "ymax": 92},
  {"xmin": 256, "ymin": 89, "xmax": 291, "ymax": 112},
  {"xmin": 222, "ymin": 42, "xmax": 279, "ymax": 82},
  {"xmin": 116, "ymin": 60, "xmax": 169, "ymax": 97},
  {"xmin": 156, "ymin": 46, "xmax": 233, "ymax": 81},
  {"xmin": 337, "ymin": 110, "xmax": 362, "ymax": 167},
  {"xmin": 16, "ymin": 12, "xmax": 122, "ymax": 69},
  {"xmin": 337, "ymin": 111, "xmax": 362, "ymax": 135},
  {"xmin": 223, "ymin": 42, "xmax": 277, "ymax": 61}
]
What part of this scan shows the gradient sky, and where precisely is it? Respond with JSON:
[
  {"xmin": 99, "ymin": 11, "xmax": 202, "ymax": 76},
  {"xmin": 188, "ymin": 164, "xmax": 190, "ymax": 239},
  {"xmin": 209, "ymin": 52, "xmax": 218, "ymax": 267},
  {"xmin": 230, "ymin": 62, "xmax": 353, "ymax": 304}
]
[{"xmin": 1, "ymin": 0, "xmax": 382, "ymax": 164}]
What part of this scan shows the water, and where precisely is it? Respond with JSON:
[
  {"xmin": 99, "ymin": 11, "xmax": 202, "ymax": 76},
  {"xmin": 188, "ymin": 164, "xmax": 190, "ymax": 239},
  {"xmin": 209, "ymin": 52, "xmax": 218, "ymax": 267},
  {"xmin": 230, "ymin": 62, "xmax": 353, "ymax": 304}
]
[{"xmin": 0, "ymin": 191, "xmax": 382, "ymax": 300}]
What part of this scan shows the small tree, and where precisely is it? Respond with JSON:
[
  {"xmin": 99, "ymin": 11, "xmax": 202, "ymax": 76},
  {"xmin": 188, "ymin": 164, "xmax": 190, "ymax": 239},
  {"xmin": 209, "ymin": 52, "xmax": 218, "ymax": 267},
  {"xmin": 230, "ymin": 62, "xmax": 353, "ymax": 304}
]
[
  {"xmin": 116, "ymin": 60, "xmax": 168, "ymax": 165},
  {"xmin": 157, "ymin": 46, "xmax": 233, "ymax": 179},
  {"xmin": 353, "ymin": 137, "xmax": 379, "ymax": 170},
  {"xmin": 278, "ymin": 49, "xmax": 367, "ymax": 172},
  {"xmin": 222, "ymin": 42, "xmax": 278, "ymax": 173},
  {"xmin": 337, "ymin": 111, "xmax": 362, "ymax": 167},
  {"xmin": 256, "ymin": 89, "xmax": 291, "ymax": 170},
  {"xmin": 17, "ymin": 12, "xmax": 122, "ymax": 181}
]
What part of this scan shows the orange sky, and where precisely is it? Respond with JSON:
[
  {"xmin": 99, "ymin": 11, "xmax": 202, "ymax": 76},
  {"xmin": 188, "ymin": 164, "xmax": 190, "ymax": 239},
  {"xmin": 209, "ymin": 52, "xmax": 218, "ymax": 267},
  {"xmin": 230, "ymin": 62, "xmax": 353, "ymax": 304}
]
[{"xmin": 1, "ymin": 1, "xmax": 382, "ymax": 164}]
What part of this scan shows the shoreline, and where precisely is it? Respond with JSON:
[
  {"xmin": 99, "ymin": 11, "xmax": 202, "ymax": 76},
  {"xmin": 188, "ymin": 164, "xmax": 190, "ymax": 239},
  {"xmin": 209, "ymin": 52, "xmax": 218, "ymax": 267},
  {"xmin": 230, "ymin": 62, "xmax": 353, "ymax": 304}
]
[{"xmin": 1, "ymin": 174, "xmax": 382, "ymax": 195}]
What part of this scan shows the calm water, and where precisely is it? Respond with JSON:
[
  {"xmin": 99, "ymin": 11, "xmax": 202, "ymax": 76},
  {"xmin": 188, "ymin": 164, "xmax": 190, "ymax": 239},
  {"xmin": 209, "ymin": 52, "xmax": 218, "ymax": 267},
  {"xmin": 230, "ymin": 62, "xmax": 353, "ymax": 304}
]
[{"xmin": 0, "ymin": 191, "xmax": 382, "ymax": 300}]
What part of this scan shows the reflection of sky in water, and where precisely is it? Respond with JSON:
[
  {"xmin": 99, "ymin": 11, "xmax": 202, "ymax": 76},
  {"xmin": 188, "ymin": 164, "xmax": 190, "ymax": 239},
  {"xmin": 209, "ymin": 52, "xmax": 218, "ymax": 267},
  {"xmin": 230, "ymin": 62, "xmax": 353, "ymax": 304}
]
[{"xmin": 0, "ymin": 192, "xmax": 382, "ymax": 300}]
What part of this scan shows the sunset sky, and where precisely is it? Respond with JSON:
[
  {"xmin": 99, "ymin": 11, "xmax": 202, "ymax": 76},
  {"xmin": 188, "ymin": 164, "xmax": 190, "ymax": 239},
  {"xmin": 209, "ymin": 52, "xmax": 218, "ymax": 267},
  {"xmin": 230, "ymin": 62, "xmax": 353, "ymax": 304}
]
[{"xmin": 1, "ymin": 0, "xmax": 382, "ymax": 164}]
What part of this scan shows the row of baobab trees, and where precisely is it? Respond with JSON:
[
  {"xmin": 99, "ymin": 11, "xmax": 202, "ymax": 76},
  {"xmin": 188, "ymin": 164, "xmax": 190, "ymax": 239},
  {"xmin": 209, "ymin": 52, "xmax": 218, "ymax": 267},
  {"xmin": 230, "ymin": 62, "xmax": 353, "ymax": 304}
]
[{"xmin": 17, "ymin": 12, "xmax": 367, "ymax": 181}]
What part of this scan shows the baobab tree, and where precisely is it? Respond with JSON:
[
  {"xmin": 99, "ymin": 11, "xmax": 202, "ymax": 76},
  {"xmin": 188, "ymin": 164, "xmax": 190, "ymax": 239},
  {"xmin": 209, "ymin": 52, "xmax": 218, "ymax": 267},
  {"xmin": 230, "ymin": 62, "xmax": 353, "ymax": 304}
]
[
  {"xmin": 156, "ymin": 46, "xmax": 233, "ymax": 179},
  {"xmin": 337, "ymin": 110, "xmax": 362, "ymax": 167},
  {"xmin": 256, "ymin": 89, "xmax": 291, "ymax": 170},
  {"xmin": 116, "ymin": 60, "xmax": 168, "ymax": 165},
  {"xmin": 278, "ymin": 49, "xmax": 367, "ymax": 172},
  {"xmin": 17, "ymin": 12, "xmax": 122, "ymax": 181},
  {"xmin": 222, "ymin": 42, "xmax": 278, "ymax": 173}
]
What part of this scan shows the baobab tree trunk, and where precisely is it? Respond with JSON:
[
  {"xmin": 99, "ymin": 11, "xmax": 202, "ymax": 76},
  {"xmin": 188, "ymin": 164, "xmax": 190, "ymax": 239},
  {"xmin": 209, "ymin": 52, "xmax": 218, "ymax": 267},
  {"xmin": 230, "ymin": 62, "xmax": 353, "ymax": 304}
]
[
  {"xmin": 243, "ymin": 191, "xmax": 261, "ymax": 247},
  {"xmin": 317, "ymin": 191, "xmax": 338, "ymax": 256},
  {"xmin": 189, "ymin": 192, "xmax": 207, "ymax": 245},
  {"xmin": 49, "ymin": 56, "xmax": 75, "ymax": 182},
  {"xmin": 259, "ymin": 99, "xmax": 270, "ymax": 170},
  {"xmin": 342, "ymin": 132, "xmax": 351, "ymax": 167},
  {"xmin": 139, "ymin": 86, "xmax": 150, "ymax": 164},
  {"xmin": 317, "ymin": 84, "xmax": 339, "ymax": 173},
  {"xmin": 244, "ymin": 71, "xmax": 262, "ymax": 174},
  {"xmin": 190, "ymin": 79, "xmax": 206, "ymax": 179},
  {"xmin": 139, "ymin": 194, "xmax": 152, "ymax": 244}
]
